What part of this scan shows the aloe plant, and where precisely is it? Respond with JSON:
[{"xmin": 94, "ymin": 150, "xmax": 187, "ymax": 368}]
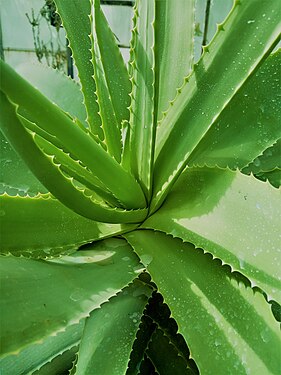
[{"xmin": 0, "ymin": 0, "xmax": 280, "ymax": 373}]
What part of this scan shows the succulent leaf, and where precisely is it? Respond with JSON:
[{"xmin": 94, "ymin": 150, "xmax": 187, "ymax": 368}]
[
  {"xmin": 53, "ymin": 0, "xmax": 103, "ymax": 138},
  {"xmin": 125, "ymin": 230, "xmax": 281, "ymax": 375},
  {"xmin": 152, "ymin": 0, "xmax": 281, "ymax": 211},
  {"xmin": 75, "ymin": 280, "xmax": 152, "ymax": 374},
  {"xmin": 143, "ymin": 167, "xmax": 281, "ymax": 303},
  {"xmin": 0, "ymin": 239, "xmax": 144, "ymax": 357}
]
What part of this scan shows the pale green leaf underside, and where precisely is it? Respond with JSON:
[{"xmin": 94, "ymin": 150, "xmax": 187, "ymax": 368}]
[
  {"xmin": 153, "ymin": 0, "xmax": 281, "ymax": 211},
  {"xmin": 75, "ymin": 280, "xmax": 152, "ymax": 375},
  {"xmin": 125, "ymin": 230, "xmax": 281, "ymax": 375},
  {"xmin": 143, "ymin": 167, "xmax": 281, "ymax": 303},
  {"xmin": 0, "ymin": 321, "xmax": 84, "ymax": 375},
  {"xmin": 0, "ymin": 238, "xmax": 143, "ymax": 357},
  {"xmin": 0, "ymin": 193, "xmax": 135, "ymax": 257}
]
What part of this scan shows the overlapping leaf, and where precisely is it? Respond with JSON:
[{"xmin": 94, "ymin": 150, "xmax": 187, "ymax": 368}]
[
  {"xmin": 0, "ymin": 321, "xmax": 83, "ymax": 375},
  {"xmin": 75, "ymin": 280, "xmax": 152, "ymax": 374},
  {"xmin": 0, "ymin": 238, "xmax": 143, "ymax": 357},
  {"xmin": 143, "ymin": 167, "xmax": 281, "ymax": 303},
  {"xmin": 188, "ymin": 51, "xmax": 281, "ymax": 169},
  {"xmin": 152, "ymin": 0, "xmax": 281, "ymax": 211},
  {"xmin": 53, "ymin": 0, "xmax": 102, "ymax": 137},
  {"xmin": 0, "ymin": 193, "xmax": 135, "ymax": 257},
  {"xmin": 0, "ymin": 62, "xmax": 147, "ymax": 210},
  {"xmin": 125, "ymin": 230, "xmax": 281, "ymax": 375}
]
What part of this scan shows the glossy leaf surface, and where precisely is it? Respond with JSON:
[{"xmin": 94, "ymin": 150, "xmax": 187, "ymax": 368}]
[
  {"xmin": 144, "ymin": 167, "xmax": 281, "ymax": 303},
  {"xmin": 0, "ymin": 63, "xmax": 147, "ymax": 210},
  {"xmin": 128, "ymin": 0, "xmax": 156, "ymax": 198},
  {"xmin": 125, "ymin": 230, "xmax": 281, "ymax": 375},
  {"xmin": 189, "ymin": 51, "xmax": 281, "ymax": 169},
  {"xmin": 0, "ymin": 131, "xmax": 46, "ymax": 196},
  {"xmin": 75, "ymin": 280, "xmax": 152, "ymax": 374},
  {"xmin": 53, "ymin": 0, "xmax": 102, "ymax": 137},
  {"xmin": 16, "ymin": 62, "xmax": 87, "ymax": 127},
  {"xmin": 0, "ymin": 238, "xmax": 143, "ymax": 356},
  {"xmin": 0, "ymin": 321, "xmax": 83, "ymax": 375},
  {"xmin": 0, "ymin": 193, "xmax": 135, "ymax": 257},
  {"xmin": 91, "ymin": 1, "xmax": 125, "ymax": 161},
  {"xmin": 155, "ymin": 0, "xmax": 195, "ymax": 120},
  {"xmin": 153, "ymin": 0, "xmax": 281, "ymax": 211}
]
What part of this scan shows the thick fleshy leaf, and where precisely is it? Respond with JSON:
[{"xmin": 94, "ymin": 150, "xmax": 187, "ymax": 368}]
[
  {"xmin": 0, "ymin": 238, "xmax": 143, "ymax": 357},
  {"xmin": 92, "ymin": 0, "xmax": 130, "ymax": 157},
  {"xmin": 155, "ymin": 0, "xmax": 195, "ymax": 121},
  {"xmin": 152, "ymin": 0, "xmax": 281, "ymax": 211},
  {"xmin": 243, "ymin": 139, "xmax": 281, "ymax": 175},
  {"xmin": 128, "ymin": 0, "xmax": 156, "ymax": 198},
  {"xmin": 143, "ymin": 167, "xmax": 281, "ymax": 303},
  {"xmin": 16, "ymin": 62, "xmax": 87, "ymax": 127},
  {"xmin": 125, "ymin": 230, "xmax": 281, "ymax": 375},
  {"xmin": 146, "ymin": 329, "xmax": 195, "ymax": 375},
  {"xmin": 53, "ymin": 0, "xmax": 102, "ymax": 137},
  {"xmin": 242, "ymin": 139, "xmax": 281, "ymax": 188},
  {"xmin": 0, "ymin": 93, "xmax": 147, "ymax": 223},
  {"xmin": 188, "ymin": 51, "xmax": 281, "ymax": 169},
  {"xmin": 252, "ymin": 168, "xmax": 281, "ymax": 189},
  {"xmin": 0, "ymin": 193, "xmax": 135, "ymax": 257},
  {"xmin": 33, "ymin": 347, "xmax": 77, "ymax": 375},
  {"xmin": 0, "ymin": 62, "xmax": 147, "ymax": 210},
  {"xmin": 0, "ymin": 131, "xmax": 46, "ymax": 196},
  {"xmin": 75, "ymin": 280, "xmax": 152, "ymax": 375},
  {"xmin": 0, "ymin": 321, "xmax": 83, "ymax": 375},
  {"xmin": 129, "ymin": 291, "xmax": 198, "ymax": 375}
]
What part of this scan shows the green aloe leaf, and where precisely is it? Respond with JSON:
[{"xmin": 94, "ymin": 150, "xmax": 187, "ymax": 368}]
[
  {"xmin": 205, "ymin": 0, "xmax": 233, "ymax": 45},
  {"xmin": 243, "ymin": 139, "xmax": 281, "ymax": 188},
  {"xmin": 32, "ymin": 131, "xmax": 121, "ymax": 207},
  {"xmin": 146, "ymin": 328, "xmax": 195, "ymax": 375},
  {"xmin": 243, "ymin": 139, "xmax": 281, "ymax": 175},
  {"xmin": 16, "ymin": 62, "xmax": 87, "ymax": 127},
  {"xmin": 0, "ymin": 93, "xmax": 147, "ymax": 223},
  {"xmin": 0, "ymin": 238, "xmax": 143, "ymax": 357},
  {"xmin": 188, "ymin": 51, "xmax": 281, "ymax": 169},
  {"xmin": 0, "ymin": 321, "xmax": 83, "ymax": 375},
  {"xmin": 53, "ymin": 0, "xmax": 102, "ymax": 138},
  {"xmin": 0, "ymin": 131, "xmax": 46, "ymax": 196},
  {"xmin": 91, "ymin": 0, "xmax": 131, "ymax": 162},
  {"xmin": 0, "ymin": 193, "xmax": 135, "ymax": 257},
  {"xmin": 125, "ymin": 230, "xmax": 281, "ymax": 375},
  {"xmin": 128, "ymin": 0, "xmax": 156, "ymax": 198},
  {"xmin": 75, "ymin": 280, "xmax": 152, "ymax": 375},
  {"xmin": 143, "ymin": 167, "xmax": 281, "ymax": 303},
  {"xmin": 252, "ymin": 168, "xmax": 281, "ymax": 189},
  {"xmin": 152, "ymin": 0, "xmax": 281, "ymax": 211},
  {"xmin": 0, "ymin": 77, "xmax": 147, "ymax": 210},
  {"xmin": 155, "ymin": 0, "xmax": 195, "ymax": 121},
  {"xmin": 33, "ymin": 347, "xmax": 78, "ymax": 375}
]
